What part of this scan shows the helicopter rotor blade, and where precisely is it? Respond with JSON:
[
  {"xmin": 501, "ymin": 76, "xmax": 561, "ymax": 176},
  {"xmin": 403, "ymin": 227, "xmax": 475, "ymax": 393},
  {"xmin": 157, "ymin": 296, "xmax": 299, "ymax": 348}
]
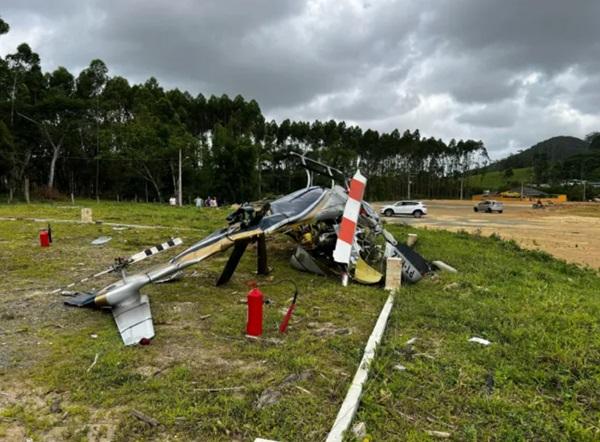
[{"xmin": 49, "ymin": 237, "xmax": 183, "ymax": 294}]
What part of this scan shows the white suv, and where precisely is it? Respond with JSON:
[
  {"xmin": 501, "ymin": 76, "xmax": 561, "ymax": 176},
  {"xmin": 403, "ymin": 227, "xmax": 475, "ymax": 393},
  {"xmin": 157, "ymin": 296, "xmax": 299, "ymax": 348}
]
[{"xmin": 380, "ymin": 201, "xmax": 428, "ymax": 218}]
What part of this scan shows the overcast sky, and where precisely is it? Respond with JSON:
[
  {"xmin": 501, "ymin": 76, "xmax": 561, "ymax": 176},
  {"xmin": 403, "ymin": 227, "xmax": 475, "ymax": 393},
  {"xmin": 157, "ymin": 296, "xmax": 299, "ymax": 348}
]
[{"xmin": 1, "ymin": 0, "xmax": 600, "ymax": 159}]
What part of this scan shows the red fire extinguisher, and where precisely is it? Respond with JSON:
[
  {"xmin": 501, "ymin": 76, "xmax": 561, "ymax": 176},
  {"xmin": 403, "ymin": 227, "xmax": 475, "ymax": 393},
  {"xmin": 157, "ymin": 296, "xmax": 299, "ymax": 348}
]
[
  {"xmin": 39, "ymin": 230, "xmax": 50, "ymax": 247},
  {"xmin": 246, "ymin": 280, "xmax": 299, "ymax": 337},
  {"xmin": 246, "ymin": 287, "xmax": 263, "ymax": 336},
  {"xmin": 279, "ymin": 284, "xmax": 298, "ymax": 333}
]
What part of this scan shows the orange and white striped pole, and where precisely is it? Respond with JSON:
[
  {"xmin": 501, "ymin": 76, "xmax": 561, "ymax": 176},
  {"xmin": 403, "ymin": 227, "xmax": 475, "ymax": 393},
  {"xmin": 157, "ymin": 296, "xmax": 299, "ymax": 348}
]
[{"xmin": 333, "ymin": 169, "xmax": 367, "ymax": 271}]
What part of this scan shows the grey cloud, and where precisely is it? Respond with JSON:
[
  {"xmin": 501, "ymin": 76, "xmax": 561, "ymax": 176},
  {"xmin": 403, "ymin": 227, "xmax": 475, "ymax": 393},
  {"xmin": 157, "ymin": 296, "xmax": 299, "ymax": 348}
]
[
  {"xmin": 1, "ymin": 0, "xmax": 600, "ymax": 155},
  {"xmin": 456, "ymin": 101, "xmax": 519, "ymax": 128},
  {"xmin": 571, "ymin": 75, "xmax": 600, "ymax": 115},
  {"xmin": 427, "ymin": 0, "xmax": 600, "ymax": 75}
]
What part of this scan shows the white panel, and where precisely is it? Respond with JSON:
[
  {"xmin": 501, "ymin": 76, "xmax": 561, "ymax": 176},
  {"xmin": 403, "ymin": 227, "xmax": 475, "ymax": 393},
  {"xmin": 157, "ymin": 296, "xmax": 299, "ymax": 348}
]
[
  {"xmin": 333, "ymin": 240, "xmax": 352, "ymax": 264},
  {"xmin": 342, "ymin": 198, "xmax": 361, "ymax": 223},
  {"xmin": 112, "ymin": 294, "xmax": 155, "ymax": 346},
  {"xmin": 353, "ymin": 169, "xmax": 367, "ymax": 184}
]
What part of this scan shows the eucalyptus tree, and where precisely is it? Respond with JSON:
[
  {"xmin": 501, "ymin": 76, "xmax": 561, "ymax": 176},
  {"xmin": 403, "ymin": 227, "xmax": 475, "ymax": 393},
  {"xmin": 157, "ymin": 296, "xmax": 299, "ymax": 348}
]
[
  {"xmin": 18, "ymin": 66, "xmax": 82, "ymax": 190},
  {"xmin": 76, "ymin": 59, "xmax": 108, "ymax": 198}
]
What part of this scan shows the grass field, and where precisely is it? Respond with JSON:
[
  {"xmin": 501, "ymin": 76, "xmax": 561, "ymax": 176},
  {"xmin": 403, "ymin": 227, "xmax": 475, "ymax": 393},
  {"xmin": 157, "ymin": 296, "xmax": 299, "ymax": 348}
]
[
  {"xmin": 0, "ymin": 201, "xmax": 599, "ymax": 441},
  {"xmin": 467, "ymin": 167, "xmax": 532, "ymax": 191}
]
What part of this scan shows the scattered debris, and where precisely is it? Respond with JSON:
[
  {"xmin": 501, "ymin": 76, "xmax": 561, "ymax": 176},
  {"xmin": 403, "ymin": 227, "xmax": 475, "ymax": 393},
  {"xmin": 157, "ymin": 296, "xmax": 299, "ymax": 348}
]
[
  {"xmin": 199, "ymin": 314, "xmax": 212, "ymax": 320},
  {"xmin": 414, "ymin": 352, "xmax": 436, "ymax": 360},
  {"xmin": 426, "ymin": 430, "xmax": 451, "ymax": 438},
  {"xmin": 309, "ymin": 322, "xmax": 353, "ymax": 337},
  {"xmin": 468, "ymin": 337, "xmax": 491, "ymax": 346},
  {"xmin": 485, "ymin": 371, "xmax": 495, "ymax": 393},
  {"xmin": 432, "ymin": 260, "xmax": 458, "ymax": 273},
  {"xmin": 406, "ymin": 337, "xmax": 417, "ymax": 345},
  {"xmin": 255, "ymin": 370, "xmax": 314, "ymax": 409},
  {"xmin": 86, "ymin": 353, "xmax": 99, "ymax": 372},
  {"xmin": 112, "ymin": 226, "xmax": 128, "ymax": 231},
  {"xmin": 393, "ymin": 364, "xmax": 407, "ymax": 371},
  {"xmin": 443, "ymin": 282, "xmax": 460, "ymax": 291},
  {"xmin": 195, "ymin": 386, "xmax": 246, "ymax": 393},
  {"xmin": 91, "ymin": 236, "xmax": 112, "ymax": 245},
  {"xmin": 131, "ymin": 409, "xmax": 159, "ymax": 427},
  {"xmin": 49, "ymin": 398, "xmax": 62, "ymax": 414},
  {"xmin": 281, "ymin": 370, "xmax": 313, "ymax": 387},
  {"xmin": 294, "ymin": 385, "xmax": 313, "ymax": 395},
  {"xmin": 264, "ymin": 337, "xmax": 284, "ymax": 345},
  {"xmin": 135, "ymin": 366, "xmax": 164, "ymax": 378},
  {"xmin": 352, "ymin": 421, "xmax": 367, "ymax": 439},
  {"xmin": 255, "ymin": 389, "xmax": 282, "ymax": 410},
  {"xmin": 90, "ymin": 333, "xmax": 98, "ymax": 339}
]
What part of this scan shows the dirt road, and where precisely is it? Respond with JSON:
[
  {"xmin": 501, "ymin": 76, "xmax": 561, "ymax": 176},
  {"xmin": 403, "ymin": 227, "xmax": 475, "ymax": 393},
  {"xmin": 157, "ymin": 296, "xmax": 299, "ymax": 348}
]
[{"xmin": 377, "ymin": 200, "xmax": 600, "ymax": 269}]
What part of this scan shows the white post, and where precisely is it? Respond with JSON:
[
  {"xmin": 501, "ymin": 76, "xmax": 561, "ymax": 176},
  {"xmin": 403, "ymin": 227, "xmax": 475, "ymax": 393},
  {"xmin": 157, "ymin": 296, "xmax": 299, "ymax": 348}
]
[
  {"xmin": 326, "ymin": 293, "xmax": 396, "ymax": 442},
  {"xmin": 81, "ymin": 208, "xmax": 93, "ymax": 223},
  {"xmin": 406, "ymin": 233, "xmax": 418, "ymax": 248},
  {"xmin": 385, "ymin": 257, "xmax": 403, "ymax": 290}
]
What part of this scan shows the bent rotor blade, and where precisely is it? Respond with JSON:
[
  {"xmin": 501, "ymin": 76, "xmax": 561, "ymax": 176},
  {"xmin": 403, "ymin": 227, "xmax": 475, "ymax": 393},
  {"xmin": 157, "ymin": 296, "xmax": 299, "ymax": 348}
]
[
  {"xmin": 333, "ymin": 169, "xmax": 367, "ymax": 265},
  {"xmin": 127, "ymin": 237, "xmax": 183, "ymax": 265},
  {"xmin": 50, "ymin": 237, "xmax": 183, "ymax": 294},
  {"xmin": 50, "ymin": 266, "xmax": 114, "ymax": 295}
]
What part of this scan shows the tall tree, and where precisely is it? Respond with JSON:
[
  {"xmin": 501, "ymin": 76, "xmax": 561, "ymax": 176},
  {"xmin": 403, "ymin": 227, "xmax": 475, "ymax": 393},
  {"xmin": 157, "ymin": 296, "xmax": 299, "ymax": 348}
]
[
  {"xmin": 0, "ymin": 17, "xmax": 9, "ymax": 35},
  {"xmin": 77, "ymin": 59, "xmax": 108, "ymax": 198}
]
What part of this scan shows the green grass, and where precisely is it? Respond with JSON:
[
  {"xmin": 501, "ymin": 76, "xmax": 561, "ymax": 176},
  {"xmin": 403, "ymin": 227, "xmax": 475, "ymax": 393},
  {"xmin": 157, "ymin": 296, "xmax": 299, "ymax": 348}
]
[
  {"xmin": 467, "ymin": 167, "xmax": 532, "ymax": 191},
  {"xmin": 0, "ymin": 201, "xmax": 599, "ymax": 441},
  {"xmin": 356, "ymin": 226, "xmax": 600, "ymax": 441}
]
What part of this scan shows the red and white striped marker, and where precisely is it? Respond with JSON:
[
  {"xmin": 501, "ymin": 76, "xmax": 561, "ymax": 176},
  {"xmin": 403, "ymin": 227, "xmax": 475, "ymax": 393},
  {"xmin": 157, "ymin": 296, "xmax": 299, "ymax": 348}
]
[{"xmin": 333, "ymin": 169, "xmax": 367, "ymax": 264}]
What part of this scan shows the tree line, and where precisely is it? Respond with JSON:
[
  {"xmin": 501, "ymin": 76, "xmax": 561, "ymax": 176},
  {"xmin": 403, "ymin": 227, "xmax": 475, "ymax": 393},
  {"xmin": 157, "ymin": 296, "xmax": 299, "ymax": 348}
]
[{"xmin": 0, "ymin": 17, "xmax": 489, "ymax": 204}]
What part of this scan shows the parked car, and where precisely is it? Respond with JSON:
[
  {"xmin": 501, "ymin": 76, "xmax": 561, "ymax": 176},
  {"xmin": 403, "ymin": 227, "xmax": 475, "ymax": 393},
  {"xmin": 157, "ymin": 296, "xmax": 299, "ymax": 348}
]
[
  {"xmin": 474, "ymin": 200, "xmax": 504, "ymax": 213},
  {"xmin": 380, "ymin": 201, "xmax": 428, "ymax": 218}
]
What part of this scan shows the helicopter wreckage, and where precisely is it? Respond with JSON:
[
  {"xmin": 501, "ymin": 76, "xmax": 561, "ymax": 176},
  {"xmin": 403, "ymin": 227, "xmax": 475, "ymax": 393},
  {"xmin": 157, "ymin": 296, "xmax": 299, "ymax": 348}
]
[{"xmin": 57, "ymin": 155, "xmax": 435, "ymax": 345}]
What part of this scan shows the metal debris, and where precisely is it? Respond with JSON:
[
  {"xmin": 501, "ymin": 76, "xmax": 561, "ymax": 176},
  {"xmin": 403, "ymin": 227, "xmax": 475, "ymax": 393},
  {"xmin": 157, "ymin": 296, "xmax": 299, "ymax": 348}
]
[
  {"xmin": 91, "ymin": 236, "xmax": 112, "ymax": 245},
  {"xmin": 468, "ymin": 337, "xmax": 491, "ymax": 346}
]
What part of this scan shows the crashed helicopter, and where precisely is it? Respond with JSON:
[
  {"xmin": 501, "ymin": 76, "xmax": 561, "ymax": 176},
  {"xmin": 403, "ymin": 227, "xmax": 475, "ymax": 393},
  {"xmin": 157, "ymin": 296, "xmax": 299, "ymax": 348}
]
[{"xmin": 59, "ymin": 154, "xmax": 432, "ymax": 345}]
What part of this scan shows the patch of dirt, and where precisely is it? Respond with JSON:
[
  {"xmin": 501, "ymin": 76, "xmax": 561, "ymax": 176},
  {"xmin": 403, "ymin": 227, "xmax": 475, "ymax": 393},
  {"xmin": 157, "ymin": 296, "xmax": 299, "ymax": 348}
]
[{"xmin": 379, "ymin": 200, "xmax": 600, "ymax": 269}]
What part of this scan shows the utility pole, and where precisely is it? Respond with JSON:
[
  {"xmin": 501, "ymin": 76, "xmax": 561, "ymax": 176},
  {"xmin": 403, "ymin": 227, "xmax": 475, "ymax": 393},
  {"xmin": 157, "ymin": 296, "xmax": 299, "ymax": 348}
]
[
  {"xmin": 583, "ymin": 180, "xmax": 587, "ymax": 201},
  {"xmin": 520, "ymin": 181, "xmax": 524, "ymax": 200},
  {"xmin": 178, "ymin": 148, "xmax": 183, "ymax": 206},
  {"xmin": 407, "ymin": 174, "xmax": 412, "ymax": 200},
  {"xmin": 95, "ymin": 95, "xmax": 100, "ymax": 202},
  {"xmin": 460, "ymin": 175, "xmax": 464, "ymax": 200}
]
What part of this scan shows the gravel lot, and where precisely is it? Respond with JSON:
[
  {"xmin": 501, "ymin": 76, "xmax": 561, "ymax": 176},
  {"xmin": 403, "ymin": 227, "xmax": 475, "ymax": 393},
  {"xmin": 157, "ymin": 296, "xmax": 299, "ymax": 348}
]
[{"xmin": 377, "ymin": 200, "xmax": 600, "ymax": 269}]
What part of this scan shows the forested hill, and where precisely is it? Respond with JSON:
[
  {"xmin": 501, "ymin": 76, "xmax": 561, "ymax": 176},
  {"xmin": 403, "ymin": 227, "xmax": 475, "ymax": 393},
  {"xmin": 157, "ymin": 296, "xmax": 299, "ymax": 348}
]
[{"xmin": 490, "ymin": 136, "xmax": 589, "ymax": 171}]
